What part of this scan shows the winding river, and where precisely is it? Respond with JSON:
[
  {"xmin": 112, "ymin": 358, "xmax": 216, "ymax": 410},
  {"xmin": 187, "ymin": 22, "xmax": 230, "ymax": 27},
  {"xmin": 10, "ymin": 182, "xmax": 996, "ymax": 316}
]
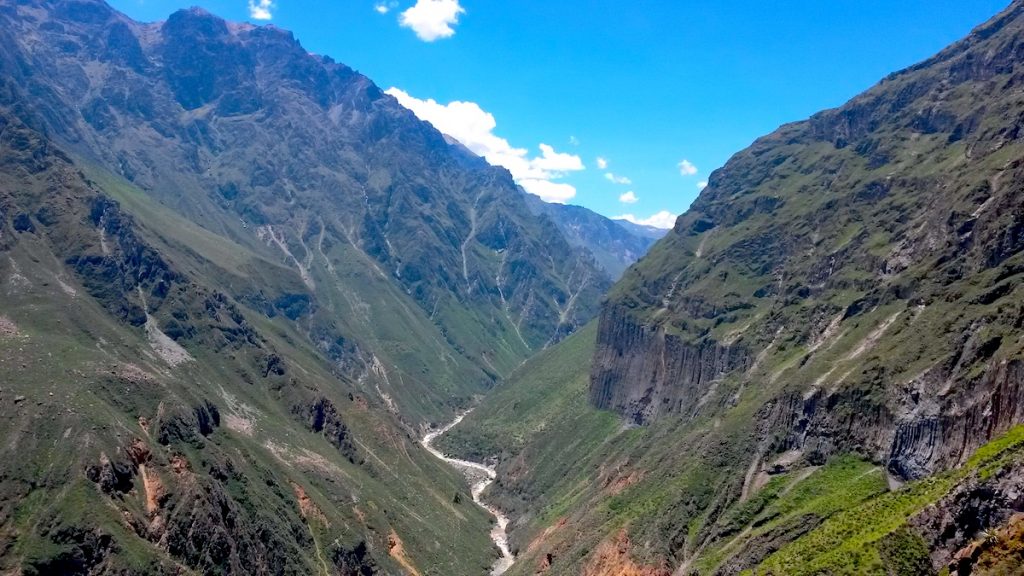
[{"xmin": 422, "ymin": 411, "xmax": 515, "ymax": 575}]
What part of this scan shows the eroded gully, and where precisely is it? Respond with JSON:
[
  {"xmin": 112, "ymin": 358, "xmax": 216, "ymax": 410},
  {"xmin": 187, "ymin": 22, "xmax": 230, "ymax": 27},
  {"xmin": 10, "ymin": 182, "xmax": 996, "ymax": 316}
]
[{"xmin": 422, "ymin": 411, "xmax": 515, "ymax": 575}]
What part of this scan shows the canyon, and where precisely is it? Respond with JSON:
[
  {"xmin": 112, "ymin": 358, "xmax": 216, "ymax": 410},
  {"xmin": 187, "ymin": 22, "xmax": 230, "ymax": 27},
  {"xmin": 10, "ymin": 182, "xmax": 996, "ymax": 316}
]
[{"xmin": 4, "ymin": 0, "xmax": 1024, "ymax": 575}]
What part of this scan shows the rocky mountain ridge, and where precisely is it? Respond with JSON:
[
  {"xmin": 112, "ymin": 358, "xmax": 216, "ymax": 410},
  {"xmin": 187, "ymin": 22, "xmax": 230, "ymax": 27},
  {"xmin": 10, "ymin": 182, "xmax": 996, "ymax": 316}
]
[
  {"xmin": 1, "ymin": 0, "xmax": 610, "ymax": 421},
  {"xmin": 522, "ymin": 194, "xmax": 666, "ymax": 280}
]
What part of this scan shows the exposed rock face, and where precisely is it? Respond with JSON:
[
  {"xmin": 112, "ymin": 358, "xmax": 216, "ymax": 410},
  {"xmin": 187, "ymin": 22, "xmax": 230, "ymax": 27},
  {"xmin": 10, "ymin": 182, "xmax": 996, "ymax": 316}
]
[
  {"xmin": 910, "ymin": 457, "xmax": 1024, "ymax": 574},
  {"xmin": 581, "ymin": 530, "xmax": 672, "ymax": 576},
  {"xmin": 332, "ymin": 541, "xmax": 378, "ymax": 575},
  {"xmin": 297, "ymin": 397, "xmax": 359, "ymax": 463},
  {"xmin": 18, "ymin": 526, "xmax": 119, "ymax": 576},
  {"xmin": 590, "ymin": 0, "xmax": 1024, "ymax": 484},
  {"xmin": 590, "ymin": 306, "xmax": 749, "ymax": 424},
  {"xmin": 888, "ymin": 359, "xmax": 1024, "ymax": 478}
]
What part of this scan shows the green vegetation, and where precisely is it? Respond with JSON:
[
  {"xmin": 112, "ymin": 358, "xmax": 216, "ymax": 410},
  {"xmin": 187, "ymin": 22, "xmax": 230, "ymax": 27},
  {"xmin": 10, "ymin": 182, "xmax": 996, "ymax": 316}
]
[
  {"xmin": 431, "ymin": 4, "xmax": 1024, "ymax": 575},
  {"xmin": 0, "ymin": 111, "xmax": 499, "ymax": 574},
  {"xmin": 693, "ymin": 457, "xmax": 888, "ymax": 574},
  {"xmin": 754, "ymin": 426, "xmax": 1024, "ymax": 575},
  {"xmin": 437, "ymin": 324, "xmax": 626, "ymax": 544},
  {"xmin": 437, "ymin": 323, "xmax": 615, "ymax": 460}
]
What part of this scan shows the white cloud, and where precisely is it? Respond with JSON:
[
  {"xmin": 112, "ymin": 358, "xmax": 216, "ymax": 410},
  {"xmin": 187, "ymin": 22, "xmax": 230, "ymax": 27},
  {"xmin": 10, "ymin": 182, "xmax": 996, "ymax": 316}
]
[
  {"xmin": 596, "ymin": 157, "xmax": 608, "ymax": 170},
  {"xmin": 619, "ymin": 191, "xmax": 638, "ymax": 204},
  {"xmin": 604, "ymin": 172, "xmax": 632, "ymax": 185},
  {"xmin": 399, "ymin": 0, "xmax": 464, "ymax": 41},
  {"xmin": 678, "ymin": 159, "xmax": 698, "ymax": 176},
  {"xmin": 534, "ymin": 144, "xmax": 585, "ymax": 172},
  {"xmin": 247, "ymin": 0, "xmax": 274, "ymax": 20},
  {"xmin": 375, "ymin": 4, "xmax": 389, "ymax": 14},
  {"xmin": 614, "ymin": 211, "xmax": 678, "ymax": 229},
  {"xmin": 518, "ymin": 180, "xmax": 577, "ymax": 204},
  {"xmin": 697, "ymin": 180, "xmax": 708, "ymax": 190},
  {"xmin": 385, "ymin": 87, "xmax": 585, "ymax": 203}
]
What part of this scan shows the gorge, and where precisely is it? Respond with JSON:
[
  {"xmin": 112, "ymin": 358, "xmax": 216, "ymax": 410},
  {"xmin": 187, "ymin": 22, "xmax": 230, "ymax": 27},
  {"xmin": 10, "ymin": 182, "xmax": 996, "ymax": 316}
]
[{"xmin": 422, "ymin": 411, "xmax": 515, "ymax": 576}]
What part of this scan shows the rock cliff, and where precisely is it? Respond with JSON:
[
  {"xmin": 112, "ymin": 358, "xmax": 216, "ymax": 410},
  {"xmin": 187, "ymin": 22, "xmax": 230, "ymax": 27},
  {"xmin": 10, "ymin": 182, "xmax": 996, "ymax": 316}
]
[
  {"xmin": 448, "ymin": 2, "xmax": 1024, "ymax": 573},
  {"xmin": 593, "ymin": 0, "xmax": 1024, "ymax": 482}
]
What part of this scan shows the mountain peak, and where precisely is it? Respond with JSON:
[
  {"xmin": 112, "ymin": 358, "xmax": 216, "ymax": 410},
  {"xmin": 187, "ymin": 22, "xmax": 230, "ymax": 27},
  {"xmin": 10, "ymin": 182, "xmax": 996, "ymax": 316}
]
[{"xmin": 162, "ymin": 5, "xmax": 231, "ymax": 39}]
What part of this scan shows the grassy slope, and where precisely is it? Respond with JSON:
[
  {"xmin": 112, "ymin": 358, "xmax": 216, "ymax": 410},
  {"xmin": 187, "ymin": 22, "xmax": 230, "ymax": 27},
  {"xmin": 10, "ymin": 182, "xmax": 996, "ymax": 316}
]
[
  {"xmin": 435, "ymin": 324, "xmax": 624, "ymax": 547},
  {"xmin": 85, "ymin": 164, "xmax": 504, "ymax": 425},
  {"xmin": 753, "ymin": 425, "xmax": 1024, "ymax": 576},
  {"xmin": 483, "ymin": 5, "xmax": 1024, "ymax": 574},
  {"xmin": 0, "ymin": 124, "xmax": 499, "ymax": 575},
  {"xmin": 437, "ymin": 323, "xmax": 612, "ymax": 460}
]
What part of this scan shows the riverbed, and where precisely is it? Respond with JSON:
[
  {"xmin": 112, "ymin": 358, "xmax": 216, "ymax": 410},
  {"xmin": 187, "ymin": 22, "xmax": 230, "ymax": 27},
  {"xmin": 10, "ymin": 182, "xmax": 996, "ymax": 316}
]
[{"xmin": 422, "ymin": 411, "xmax": 515, "ymax": 575}]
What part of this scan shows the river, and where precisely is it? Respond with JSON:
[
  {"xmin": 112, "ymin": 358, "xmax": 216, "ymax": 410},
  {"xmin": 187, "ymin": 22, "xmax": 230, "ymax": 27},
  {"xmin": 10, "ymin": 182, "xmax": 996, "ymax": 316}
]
[{"xmin": 422, "ymin": 411, "xmax": 515, "ymax": 575}]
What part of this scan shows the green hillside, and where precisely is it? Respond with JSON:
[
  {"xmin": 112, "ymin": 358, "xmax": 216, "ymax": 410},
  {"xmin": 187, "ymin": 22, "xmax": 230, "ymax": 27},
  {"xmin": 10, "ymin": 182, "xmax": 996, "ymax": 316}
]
[{"xmin": 434, "ymin": 2, "xmax": 1024, "ymax": 575}]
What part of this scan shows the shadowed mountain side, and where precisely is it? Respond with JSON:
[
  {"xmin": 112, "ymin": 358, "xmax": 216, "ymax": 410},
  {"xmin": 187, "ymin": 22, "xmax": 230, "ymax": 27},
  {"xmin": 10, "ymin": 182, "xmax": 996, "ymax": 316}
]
[{"xmin": 0, "ymin": 0, "xmax": 610, "ymax": 423}]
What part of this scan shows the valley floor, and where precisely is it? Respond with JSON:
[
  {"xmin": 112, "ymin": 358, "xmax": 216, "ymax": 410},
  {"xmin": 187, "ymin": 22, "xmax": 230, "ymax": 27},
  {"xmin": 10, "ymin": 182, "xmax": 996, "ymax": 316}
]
[{"xmin": 423, "ymin": 410, "xmax": 516, "ymax": 575}]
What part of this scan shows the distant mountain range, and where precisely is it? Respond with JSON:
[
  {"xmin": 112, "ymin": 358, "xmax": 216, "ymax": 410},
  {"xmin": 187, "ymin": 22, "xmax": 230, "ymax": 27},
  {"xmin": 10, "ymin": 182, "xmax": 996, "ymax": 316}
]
[{"xmin": 522, "ymin": 194, "xmax": 667, "ymax": 279}]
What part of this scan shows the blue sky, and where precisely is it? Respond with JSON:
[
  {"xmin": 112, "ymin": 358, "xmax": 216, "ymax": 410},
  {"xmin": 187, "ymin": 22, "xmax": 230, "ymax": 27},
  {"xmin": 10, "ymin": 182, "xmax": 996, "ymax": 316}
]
[{"xmin": 110, "ymin": 0, "xmax": 1008, "ymax": 227}]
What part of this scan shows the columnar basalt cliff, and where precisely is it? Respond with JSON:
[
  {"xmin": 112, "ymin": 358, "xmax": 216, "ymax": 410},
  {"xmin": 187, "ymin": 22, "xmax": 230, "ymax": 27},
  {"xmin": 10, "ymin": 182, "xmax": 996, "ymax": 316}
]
[
  {"xmin": 757, "ymin": 356, "xmax": 1024, "ymax": 481},
  {"xmin": 590, "ymin": 306, "xmax": 749, "ymax": 424},
  {"xmin": 591, "ymin": 0, "xmax": 1024, "ymax": 481}
]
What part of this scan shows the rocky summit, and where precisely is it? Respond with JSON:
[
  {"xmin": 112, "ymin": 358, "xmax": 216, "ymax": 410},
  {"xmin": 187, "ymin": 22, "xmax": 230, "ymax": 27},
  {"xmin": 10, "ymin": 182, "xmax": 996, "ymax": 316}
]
[{"xmin": 3, "ymin": 1, "xmax": 1024, "ymax": 576}]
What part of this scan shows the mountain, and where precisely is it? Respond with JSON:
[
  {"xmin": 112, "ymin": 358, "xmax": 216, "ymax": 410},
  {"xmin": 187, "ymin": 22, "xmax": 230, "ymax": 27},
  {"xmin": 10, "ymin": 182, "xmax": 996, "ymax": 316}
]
[
  {"xmin": 0, "ymin": 110, "xmax": 503, "ymax": 576},
  {"xmin": 0, "ymin": 0, "xmax": 610, "ymax": 422},
  {"xmin": 439, "ymin": 2, "xmax": 1024, "ymax": 574},
  {"xmin": 609, "ymin": 219, "xmax": 669, "ymax": 242},
  {"xmin": 0, "ymin": 0, "xmax": 610, "ymax": 573},
  {"xmin": 522, "ymin": 194, "xmax": 666, "ymax": 279}
]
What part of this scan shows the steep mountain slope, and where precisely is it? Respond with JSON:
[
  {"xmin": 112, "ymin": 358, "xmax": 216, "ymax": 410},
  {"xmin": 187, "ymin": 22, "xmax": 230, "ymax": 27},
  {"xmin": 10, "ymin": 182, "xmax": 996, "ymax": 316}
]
[
  {"xmin": 0, "ymin": 0, "xmax": 609, "ymax": 423},
  {"xmin": 0, "ymin": 0, "xmax": 611, "ymax": 573},
  {"xmin": 522, "ymin": 194, "xmax": 666, "ymax": 279},
  {"xmin": 0, "ymin": 111, "xmax": 498, "ymax": 575},
  {"xmin": 441, "ymin": 2, "xmax": 1024, "ymax": 574}
]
